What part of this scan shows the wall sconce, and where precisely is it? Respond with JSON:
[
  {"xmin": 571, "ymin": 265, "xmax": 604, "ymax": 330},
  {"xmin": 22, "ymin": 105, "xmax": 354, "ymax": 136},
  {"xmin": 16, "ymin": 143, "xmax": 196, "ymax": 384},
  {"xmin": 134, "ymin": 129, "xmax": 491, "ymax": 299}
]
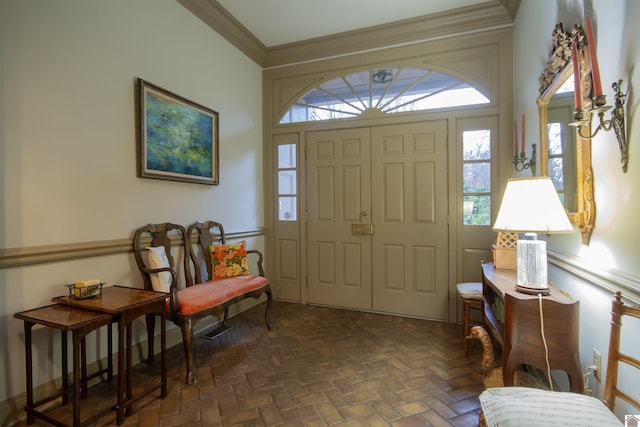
[
  {"xmin": 572, "ymin": 80, "xmax": 628, "ymax": 172},
  {"xmin": 513, "ymin": 114, "xmax": 536, "ymax": 175},
  {"xmin": 514, "ymin": 144, "xmax": 536, "ymax": 175},
  {"xmin": 569, "ymin": 16, "xmax": 629, "ymax": 172}
]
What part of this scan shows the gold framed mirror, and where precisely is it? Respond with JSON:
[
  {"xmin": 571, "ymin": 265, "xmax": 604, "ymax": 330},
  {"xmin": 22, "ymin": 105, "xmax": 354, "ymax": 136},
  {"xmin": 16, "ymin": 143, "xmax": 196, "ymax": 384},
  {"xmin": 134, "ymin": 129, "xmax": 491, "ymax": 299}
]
[{"xmin": 538, "ymin": 23, "xmax": 595, "ymax": 245}]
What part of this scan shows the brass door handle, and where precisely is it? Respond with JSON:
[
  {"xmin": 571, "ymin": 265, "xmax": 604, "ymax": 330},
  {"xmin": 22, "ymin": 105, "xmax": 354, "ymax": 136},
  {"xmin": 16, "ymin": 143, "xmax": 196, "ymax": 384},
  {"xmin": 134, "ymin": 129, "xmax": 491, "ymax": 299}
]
[{"xmin": 352, "ymin": 224, "xmax": 375, "ymax": 235}]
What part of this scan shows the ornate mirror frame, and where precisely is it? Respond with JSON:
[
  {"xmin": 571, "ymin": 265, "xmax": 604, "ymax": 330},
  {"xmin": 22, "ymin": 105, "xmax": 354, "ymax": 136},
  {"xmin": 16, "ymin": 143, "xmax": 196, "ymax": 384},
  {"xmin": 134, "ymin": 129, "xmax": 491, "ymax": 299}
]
[{"xmin": 537, "ymin": 23, "xmax": 595, "ymax": 245}]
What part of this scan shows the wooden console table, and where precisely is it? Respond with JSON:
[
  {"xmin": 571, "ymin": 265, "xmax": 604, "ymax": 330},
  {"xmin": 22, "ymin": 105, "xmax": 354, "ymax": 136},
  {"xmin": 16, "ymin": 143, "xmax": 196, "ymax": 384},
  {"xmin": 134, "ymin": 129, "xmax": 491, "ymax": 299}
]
[{"xmin": 481, "ymin": 262, "xmax": 583, "ymax": 392}]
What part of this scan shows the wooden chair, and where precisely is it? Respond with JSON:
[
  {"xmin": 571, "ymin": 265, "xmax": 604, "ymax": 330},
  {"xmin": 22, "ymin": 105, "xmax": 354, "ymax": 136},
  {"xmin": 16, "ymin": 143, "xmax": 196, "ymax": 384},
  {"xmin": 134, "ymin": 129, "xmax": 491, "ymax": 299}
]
[
  {"xmin": 456, "ymin": 282, "xmax": 484, "ymax": 356},
  {"xmin": 133, "ymin": 222, "xmax": 272, "ymax": 385},
  {"xmin": 478, "ymin": 291, "xmax": 640, "ymax": 426}
]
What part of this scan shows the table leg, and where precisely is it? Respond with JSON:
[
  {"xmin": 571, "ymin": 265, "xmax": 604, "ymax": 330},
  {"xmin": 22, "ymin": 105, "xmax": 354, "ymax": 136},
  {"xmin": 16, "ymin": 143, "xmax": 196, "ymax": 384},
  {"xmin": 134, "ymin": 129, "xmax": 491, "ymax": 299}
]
[
  {"xmin": 126, "ymin": 322, "xmax": 133, "ymax": 416},
  {"xmin": 503, "ymin": 354, "xmax": 517, "ymax": 386},
  {"xmin": 116, "ymin": 320, "xmax": 125, "ymax": 425},
  {"xmin": 24, "ymin": 322, "xmax": 34, "ymax": 425},
  {"xmin": 72, "ymin": 331, "xmax": 81, "ymax": 427},
  {"xmin": 161, "ymin": 311, "xmax": 167, "ymax": 398},
  {"xmin": 81, "ymin": 337, "xmax": 88, "ymax": 398},
  {"xmin": 107, "ymin": 322, "xmax": 113, "ymax": 383},
  {"xmin": 61, "ymin": 330, "xmax": 69, "ymax": 405}
]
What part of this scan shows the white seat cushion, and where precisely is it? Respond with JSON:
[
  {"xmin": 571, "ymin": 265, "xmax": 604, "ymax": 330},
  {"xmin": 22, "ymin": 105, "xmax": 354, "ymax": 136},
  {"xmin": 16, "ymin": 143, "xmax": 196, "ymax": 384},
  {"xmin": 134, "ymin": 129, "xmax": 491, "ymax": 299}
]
[
  {"xmin": 456, "ymin": 282, "xmax": 483, "ymax": 300},
  {"xmin": 479, "ymin": 387, "xmax": 623, "ymax": 426}
]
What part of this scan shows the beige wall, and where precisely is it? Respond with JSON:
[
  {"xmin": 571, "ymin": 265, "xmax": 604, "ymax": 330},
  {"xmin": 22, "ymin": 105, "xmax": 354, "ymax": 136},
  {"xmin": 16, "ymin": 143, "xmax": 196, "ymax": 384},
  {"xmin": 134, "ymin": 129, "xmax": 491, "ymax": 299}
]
[
  {"xmin": 515, "ymin": 0, "xmax": 640, "ymax": 417},
  {"xmin": 0, "ymin": 0, "xmax": 264, "ymax": 411}
]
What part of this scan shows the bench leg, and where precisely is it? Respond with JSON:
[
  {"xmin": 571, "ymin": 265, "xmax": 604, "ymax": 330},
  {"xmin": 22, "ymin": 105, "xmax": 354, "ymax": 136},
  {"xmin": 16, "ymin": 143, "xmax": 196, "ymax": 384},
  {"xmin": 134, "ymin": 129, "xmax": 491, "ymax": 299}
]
[
  {"xmin": 265, "ymin": 288, "xmax": 273, "ymax": 330},
  {"xmin": 181, "ymin": 319, "xmax": 196, "ymax": 386},
  {"xmin": 222, "ymin": 307, "xmax": 229, "ymax": 326}
]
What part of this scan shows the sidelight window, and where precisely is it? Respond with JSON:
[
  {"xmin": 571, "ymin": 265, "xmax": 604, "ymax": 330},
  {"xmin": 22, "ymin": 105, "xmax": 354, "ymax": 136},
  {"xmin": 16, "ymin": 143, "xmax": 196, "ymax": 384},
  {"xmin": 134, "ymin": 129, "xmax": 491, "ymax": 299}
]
[
  {"xmin": 462, "ymin": 130, "xmax": 491, "ymax": 226},
  {"xmin": 277, "ymin": 144, "xmax": 297, "ymax": 221}
]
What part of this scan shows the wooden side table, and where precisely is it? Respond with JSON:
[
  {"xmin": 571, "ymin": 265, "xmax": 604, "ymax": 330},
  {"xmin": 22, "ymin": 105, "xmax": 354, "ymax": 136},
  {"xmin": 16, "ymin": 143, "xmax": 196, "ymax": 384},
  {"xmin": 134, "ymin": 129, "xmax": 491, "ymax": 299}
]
[
  {"xmin": 14, "ymin": 304, "xmax": 113, "ymax": 426},
  {"xmin": 53, "ymin": 285, "xmax": 167, "ymax": 425},
  {"xmin": 481, "ymin": 262, "xmax": 583, "ymax": 392}
]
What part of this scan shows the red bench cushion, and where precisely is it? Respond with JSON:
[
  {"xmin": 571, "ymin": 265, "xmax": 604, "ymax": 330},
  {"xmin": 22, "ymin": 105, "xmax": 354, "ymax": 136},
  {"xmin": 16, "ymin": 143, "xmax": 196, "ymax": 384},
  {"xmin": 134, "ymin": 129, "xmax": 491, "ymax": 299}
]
[{"xmin": 168, "ymin": 275, "xmax": 269, "ymax": 315}]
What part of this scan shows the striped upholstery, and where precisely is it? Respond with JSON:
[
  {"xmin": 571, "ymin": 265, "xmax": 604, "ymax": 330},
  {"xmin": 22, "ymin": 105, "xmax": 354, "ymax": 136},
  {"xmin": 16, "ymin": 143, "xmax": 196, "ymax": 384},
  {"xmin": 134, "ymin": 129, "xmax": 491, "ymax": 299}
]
[{"xmin": 480, "ymin": 387, "xmax": 623, "ymax": 426}]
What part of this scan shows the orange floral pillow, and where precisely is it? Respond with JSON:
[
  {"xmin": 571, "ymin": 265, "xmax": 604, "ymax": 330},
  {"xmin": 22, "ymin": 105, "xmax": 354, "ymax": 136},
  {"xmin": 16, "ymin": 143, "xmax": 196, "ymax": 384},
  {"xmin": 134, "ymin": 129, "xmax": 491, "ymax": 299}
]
[{"xmin": 210, "ymin": 241, "xmax": 250, "ymax": 280}]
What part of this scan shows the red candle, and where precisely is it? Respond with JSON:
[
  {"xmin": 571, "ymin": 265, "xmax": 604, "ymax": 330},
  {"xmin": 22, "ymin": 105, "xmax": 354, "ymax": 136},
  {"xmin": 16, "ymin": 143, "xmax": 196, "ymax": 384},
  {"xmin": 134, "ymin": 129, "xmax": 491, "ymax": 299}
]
[
  {"xmin": 585, "ymin": 16, "xmax": 603, "ymax": 97},
  {"xmin": 572, "ymin": 41, "xmax": 582, "ymax": 110},
  {"xmin": 514, "ymin": 119, "xmax": 518, "ymax": 156},
  {"xmin": 521, "ymin": 113, "xmax": 525, "ymax": 153}
]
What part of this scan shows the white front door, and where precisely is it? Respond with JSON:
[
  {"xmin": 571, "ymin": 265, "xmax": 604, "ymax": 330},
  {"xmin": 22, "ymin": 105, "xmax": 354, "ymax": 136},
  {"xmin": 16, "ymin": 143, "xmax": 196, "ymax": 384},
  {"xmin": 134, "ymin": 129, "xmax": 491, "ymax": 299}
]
[
  {"xmin": 306, "ymin": 128, "xmax": 372, "ymax": 310},
  {"xmin": 371, "ymin": 121, "xmax": 449, "ymax": 320},
  {"xmin": 306, "ymin": 121, "xmax": 448, "ymax": 319}
]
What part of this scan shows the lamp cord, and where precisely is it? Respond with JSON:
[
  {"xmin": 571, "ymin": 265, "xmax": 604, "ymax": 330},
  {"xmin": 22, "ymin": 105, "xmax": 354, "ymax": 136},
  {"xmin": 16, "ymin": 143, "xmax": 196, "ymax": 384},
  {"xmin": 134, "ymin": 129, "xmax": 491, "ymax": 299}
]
[{"xmin": 538, "ymin": 293, "xmax": 553, "ymax": 390}]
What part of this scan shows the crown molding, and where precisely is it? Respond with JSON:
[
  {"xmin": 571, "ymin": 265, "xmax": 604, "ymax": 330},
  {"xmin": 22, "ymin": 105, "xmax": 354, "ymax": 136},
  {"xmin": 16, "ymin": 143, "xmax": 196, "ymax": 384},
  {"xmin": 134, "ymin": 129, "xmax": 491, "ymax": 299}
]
[
  {"xmin": 500, "ymin": 0, "xmax": 521, "ymax": 20},
  {"xmin": 178, "ymin": 0, "xmax": 514, "ymax": 68},
  {"xmin": 177, "ymin": 0, "xmax": 267, "ymax": 65}
]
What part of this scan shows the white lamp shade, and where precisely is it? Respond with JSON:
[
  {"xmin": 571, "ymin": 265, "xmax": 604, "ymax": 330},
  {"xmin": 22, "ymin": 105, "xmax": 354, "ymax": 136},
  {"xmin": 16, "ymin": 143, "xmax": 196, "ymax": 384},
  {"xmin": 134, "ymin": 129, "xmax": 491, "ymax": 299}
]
[{"xmin": 493, "ymin": 177, "xmax": 574, "ymax": 234}]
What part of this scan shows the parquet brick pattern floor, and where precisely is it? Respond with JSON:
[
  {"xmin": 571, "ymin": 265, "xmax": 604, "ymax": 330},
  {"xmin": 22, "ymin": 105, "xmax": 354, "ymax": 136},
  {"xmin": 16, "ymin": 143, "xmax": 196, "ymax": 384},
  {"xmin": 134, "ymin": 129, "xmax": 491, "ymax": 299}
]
[{"xmin": 15, "ymin": 301, "xmax": 485, "ymax": 426}]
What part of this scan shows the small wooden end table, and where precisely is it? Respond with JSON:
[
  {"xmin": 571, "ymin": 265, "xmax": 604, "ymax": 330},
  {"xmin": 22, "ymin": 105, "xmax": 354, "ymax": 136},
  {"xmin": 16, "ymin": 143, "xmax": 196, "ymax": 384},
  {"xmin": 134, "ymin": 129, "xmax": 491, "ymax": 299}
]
[
  {"xmin": 14, "ymin": 304, "xmax": 113, "ymax": 426},
  {"xmin": 53, "ymin": 285, "xmax": 167, "ymax": 425}
]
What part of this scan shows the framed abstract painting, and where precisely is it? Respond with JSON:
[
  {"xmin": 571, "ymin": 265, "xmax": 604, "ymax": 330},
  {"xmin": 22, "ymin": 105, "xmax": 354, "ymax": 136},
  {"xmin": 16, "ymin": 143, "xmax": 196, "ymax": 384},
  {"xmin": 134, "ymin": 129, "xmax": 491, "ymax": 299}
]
[{"xmin": 136, "ymin": 78, "xmax": 219, "ymax": 185}]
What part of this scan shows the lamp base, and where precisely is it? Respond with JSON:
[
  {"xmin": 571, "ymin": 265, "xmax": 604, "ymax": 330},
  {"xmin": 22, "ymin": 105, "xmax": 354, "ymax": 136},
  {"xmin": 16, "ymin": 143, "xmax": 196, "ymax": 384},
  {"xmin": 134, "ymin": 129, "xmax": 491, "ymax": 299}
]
[{"xmin": 515, "ymin": 284, "xmax": 550, "ymax": 295}]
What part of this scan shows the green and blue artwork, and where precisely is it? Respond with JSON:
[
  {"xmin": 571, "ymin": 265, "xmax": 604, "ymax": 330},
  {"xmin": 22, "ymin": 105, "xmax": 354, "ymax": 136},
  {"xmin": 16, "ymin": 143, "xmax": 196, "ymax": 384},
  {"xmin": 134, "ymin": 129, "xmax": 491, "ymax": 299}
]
[{"xmin": 145, "ymin": 91, "xmax": 213, "ymax": 178}]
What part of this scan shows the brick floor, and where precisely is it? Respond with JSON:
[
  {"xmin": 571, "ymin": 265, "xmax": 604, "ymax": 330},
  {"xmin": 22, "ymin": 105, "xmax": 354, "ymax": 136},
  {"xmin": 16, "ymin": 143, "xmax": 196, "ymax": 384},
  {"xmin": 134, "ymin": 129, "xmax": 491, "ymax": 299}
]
[{"xmin": 13, "ymin": 301, "xmax": 484, "ymax": 426}]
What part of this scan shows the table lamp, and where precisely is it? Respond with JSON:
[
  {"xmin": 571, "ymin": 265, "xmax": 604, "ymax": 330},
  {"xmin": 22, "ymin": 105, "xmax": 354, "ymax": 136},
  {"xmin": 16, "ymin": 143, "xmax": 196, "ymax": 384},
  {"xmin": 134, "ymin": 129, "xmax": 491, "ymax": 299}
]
[{"xmin": 492, "ymin": 177, "xmax": 574, "ymax": 294}]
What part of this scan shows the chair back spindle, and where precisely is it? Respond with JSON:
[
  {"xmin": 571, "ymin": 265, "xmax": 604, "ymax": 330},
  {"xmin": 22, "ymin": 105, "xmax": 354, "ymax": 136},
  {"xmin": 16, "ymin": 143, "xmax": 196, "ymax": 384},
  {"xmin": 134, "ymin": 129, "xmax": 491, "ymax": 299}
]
[{"xmin": 604, "ymin": 291, "xmax": 640, "ymax": 412}]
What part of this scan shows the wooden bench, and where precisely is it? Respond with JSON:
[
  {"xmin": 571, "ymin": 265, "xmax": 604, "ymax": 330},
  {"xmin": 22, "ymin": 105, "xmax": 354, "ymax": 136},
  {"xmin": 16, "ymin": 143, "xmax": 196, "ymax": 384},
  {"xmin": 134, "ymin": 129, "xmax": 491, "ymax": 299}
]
[{"xmin": 133, "ymin": 222, "xmax": 272, "ymax": 385}]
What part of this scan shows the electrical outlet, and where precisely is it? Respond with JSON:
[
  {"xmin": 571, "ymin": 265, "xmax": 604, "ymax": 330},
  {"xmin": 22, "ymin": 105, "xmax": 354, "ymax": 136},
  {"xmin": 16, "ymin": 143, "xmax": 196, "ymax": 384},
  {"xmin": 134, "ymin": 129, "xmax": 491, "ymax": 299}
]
[{"xmin": 593, "ymin": 348, "xmax": 602, "ymax": 381}]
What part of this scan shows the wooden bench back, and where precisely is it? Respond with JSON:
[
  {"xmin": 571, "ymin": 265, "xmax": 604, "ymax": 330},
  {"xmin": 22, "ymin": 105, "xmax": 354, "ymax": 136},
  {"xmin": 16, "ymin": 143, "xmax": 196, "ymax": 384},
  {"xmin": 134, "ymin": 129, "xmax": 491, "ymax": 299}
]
[
  {"xmin": 132, "ymin": 222, "xmax": 195, "ymax": 292},
  {"xmin": 187, "ymin": 221, "xmax": 226, "ymax": 284},
  {"xmin": 187, "ymin": 220, "xmax": 266, "ymax": 284}
]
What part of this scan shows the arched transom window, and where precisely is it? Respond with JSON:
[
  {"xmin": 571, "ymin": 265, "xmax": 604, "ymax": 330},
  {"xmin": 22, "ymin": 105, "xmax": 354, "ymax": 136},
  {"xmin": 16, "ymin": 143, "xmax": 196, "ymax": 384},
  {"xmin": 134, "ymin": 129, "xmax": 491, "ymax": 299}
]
[{"xmin": 280, "ymin": 67, "xmax": 489, "ymax": 124}]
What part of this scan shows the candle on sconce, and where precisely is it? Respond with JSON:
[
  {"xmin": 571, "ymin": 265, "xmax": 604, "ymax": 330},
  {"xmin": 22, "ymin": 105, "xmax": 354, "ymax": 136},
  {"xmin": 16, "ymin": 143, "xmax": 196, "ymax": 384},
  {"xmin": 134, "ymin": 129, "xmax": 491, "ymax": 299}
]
[
  {"xmin": 572, "ymin": 41, "xmax": 582, "ymax": 111},
  {"xmin": 585, "ymin": 16, "xmax": 603, "ymax": 98},
  {"xmin": 514, "ymin": 120, "xmax": 518, "ymax": 156},
  {"xmin": 521, "ymin": 113, "xmax": 525, "ymax": 154}
]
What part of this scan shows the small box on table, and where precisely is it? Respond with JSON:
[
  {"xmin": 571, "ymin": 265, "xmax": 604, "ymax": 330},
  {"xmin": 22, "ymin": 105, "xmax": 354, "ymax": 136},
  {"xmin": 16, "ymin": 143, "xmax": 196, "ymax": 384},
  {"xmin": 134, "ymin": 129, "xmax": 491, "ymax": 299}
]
[
  {"xmin": 66, "ymin": 280, "xmax": 104, "ymax": 299},
  {"xmin": 492, "ymin": 232, "xmax": 518, "ymax": 270}
]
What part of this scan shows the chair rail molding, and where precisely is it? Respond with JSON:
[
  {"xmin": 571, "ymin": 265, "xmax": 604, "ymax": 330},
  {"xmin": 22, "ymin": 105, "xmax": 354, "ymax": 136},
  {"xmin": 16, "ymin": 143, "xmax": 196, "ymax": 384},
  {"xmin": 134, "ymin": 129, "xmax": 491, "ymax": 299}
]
[
  {"xmin": 0, "ymin": 228, "xmax": 266, "ymax": 269},
  {"xmin": 548, "ymin": 248, "xmax": 640, "ymax": 305}
]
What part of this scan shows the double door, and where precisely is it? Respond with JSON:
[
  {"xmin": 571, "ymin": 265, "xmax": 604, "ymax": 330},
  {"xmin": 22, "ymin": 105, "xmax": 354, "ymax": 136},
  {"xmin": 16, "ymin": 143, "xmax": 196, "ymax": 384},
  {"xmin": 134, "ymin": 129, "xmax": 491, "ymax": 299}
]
[{"xmin": 306, "ymin": 121, "xmax": 449, "ymax": 320}]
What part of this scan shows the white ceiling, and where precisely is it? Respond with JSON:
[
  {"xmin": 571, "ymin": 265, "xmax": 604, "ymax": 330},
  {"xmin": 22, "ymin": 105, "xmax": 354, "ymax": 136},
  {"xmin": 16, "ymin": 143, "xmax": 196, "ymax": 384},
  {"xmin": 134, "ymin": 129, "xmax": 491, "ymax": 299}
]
[{"xmin": 216, "ymin": 0, "xmax": 490, "ymax": 47}]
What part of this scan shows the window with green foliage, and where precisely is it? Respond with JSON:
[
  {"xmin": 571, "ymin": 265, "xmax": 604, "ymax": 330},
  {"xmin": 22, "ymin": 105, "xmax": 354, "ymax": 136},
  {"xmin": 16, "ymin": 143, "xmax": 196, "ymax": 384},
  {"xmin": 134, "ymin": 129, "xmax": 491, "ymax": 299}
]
[{"xmin": 462, "ymin": 130, "xmax": 491, "ymax": 226}]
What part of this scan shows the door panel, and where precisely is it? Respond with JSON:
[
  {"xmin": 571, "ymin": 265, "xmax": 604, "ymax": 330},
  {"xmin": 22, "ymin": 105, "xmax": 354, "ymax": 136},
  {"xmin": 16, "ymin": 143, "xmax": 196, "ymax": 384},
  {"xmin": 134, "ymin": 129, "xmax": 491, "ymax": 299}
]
[
  {"xmin": 307, "ymin": 128, "xmax": 372, "ymax": 309},
  {"xmin": 306, "ymin": 121, "xmax": 448, "ymax": 320},
  {"xmin": 371, "ymin": 121, "xmax": 449, "ymax": 320}
]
